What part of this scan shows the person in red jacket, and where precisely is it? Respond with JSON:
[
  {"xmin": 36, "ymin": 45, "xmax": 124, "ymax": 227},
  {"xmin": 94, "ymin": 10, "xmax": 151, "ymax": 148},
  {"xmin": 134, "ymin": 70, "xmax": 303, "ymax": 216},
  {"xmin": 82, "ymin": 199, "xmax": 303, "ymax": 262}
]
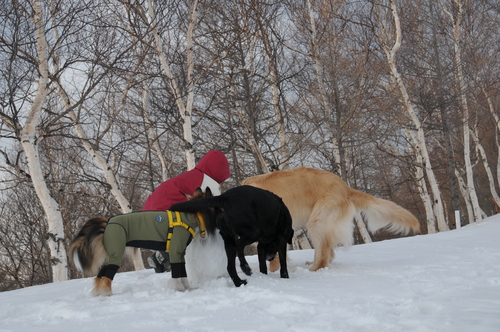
[{"xmin": 142, "ymin": 150, "xmax": 230, "ymax": 272}]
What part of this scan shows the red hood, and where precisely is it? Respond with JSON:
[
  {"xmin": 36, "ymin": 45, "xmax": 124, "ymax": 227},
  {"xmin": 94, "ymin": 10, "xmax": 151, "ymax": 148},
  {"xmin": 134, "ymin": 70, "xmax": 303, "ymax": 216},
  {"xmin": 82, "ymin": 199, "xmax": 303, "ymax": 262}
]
[
  {"xmin": 194, "ymin": 150, "xmax": 230, "ymax": 183},
  {"xmin": 142, "ymin": 150, "xmax": 230, "ymax": 211}
]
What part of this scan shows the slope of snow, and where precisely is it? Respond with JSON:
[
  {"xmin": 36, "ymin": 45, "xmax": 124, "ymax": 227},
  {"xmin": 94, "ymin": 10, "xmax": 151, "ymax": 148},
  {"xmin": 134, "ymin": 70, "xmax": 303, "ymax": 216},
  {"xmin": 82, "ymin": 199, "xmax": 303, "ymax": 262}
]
[{"xmin": 1, "ymin": 215, "xmax": 500, "ymax": 332}]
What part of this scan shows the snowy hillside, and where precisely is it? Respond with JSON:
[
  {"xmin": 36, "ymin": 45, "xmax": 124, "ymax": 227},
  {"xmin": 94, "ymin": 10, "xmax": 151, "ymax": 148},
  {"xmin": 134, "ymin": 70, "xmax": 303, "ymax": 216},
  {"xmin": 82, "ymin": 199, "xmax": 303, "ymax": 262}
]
[{"xmin": 1, "ymin": 215, "xmax": 500, "ymax": 332}]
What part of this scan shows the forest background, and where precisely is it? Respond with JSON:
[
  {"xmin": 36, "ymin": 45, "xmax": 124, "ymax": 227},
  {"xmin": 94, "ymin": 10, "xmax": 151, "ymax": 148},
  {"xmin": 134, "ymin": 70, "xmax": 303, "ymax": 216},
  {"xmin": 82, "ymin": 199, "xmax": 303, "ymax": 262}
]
[{"xmin": 1, "ymin": 0, "xmax": 499, "ymax": 291}]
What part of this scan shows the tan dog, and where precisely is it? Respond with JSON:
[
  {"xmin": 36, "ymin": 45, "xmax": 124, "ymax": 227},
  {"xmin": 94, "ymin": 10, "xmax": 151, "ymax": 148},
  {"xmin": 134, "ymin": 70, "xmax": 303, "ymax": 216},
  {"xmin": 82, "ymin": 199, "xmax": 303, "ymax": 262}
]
[{"xmin": 242, "ymin": 167, "xmax": 420, "ymax": 271}]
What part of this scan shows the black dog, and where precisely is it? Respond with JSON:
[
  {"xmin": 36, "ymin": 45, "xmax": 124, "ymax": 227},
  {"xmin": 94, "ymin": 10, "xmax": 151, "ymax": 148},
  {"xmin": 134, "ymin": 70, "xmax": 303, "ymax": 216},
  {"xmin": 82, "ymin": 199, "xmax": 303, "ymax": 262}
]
[{"xmin": 170, "ymin": 185, "xmax": 294, "ymax": 287}]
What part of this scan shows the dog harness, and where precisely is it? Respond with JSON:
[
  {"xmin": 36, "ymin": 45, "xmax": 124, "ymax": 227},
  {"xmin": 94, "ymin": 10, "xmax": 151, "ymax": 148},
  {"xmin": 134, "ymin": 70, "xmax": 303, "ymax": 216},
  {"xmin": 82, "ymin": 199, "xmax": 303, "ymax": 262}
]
[
  {"xmin": 165, "ymin": 211, "xmax": 206, "ymax": 251},
  {"xmin": 102, "ymin": 211, "xmax": 205, "ymax": 268}
]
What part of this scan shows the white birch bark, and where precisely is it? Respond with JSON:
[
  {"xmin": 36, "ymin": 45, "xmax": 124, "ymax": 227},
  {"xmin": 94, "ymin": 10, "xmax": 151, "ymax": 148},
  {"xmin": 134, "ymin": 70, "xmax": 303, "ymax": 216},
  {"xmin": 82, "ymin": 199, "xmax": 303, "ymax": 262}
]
[
  {"xmin": 146, "ymin": 0, "xmax": 196, "ymax": 170},
  {"xmin": 378, "ymin": 0, "xmax": 448, "ymax": 231},
  {"xmin": 235, "ymin": 107, "xmax": 270, "ymax": 174},
  {"xmin": 479, "ymin": 87, "xmax": 500, "ymax": 208},
  {"xmin": 306, "ymin": 0, "xmax": 343, "ymax": 178},
  {"xmin": 455, "ymin": 167, "xmax": 475, "ymax": 224},
  {"xmin": 142, "ymin": 82, "xmax": 169, "ymax": 181},
  {"xmin": 354, "ymin": 216, "xmax": 373, "ymax": 243},
  {"xmin": 256, "ymin": 8, "xmax": 290, "ymax": 170},
  {"xmin": 291, "ymin": 228, "xmax": 313, "ymax": 250},
  {"xmin": 120, "ymin": 4, "xmax": 170, "ymax": 182},
  {"xmin": 182, "ymin": 0, "xmax": 198, "ymax": 170},
  {"xmin": 407, "ymin": 130, "xmax": 437, "ymax": 233},
  {"xmin": 54, "ymin": 80, "xmax": 146, "ymax": 271},
  {"xmin": 50, "ymin": 9, "xmax": 144, "ymax": 270},
  {"xmin": 20, "ymin": 1, "xmax": 68, "ymax": 282},
  {"xmin": 471, "ymin": 129, "xmax": 500, "ymax": 207},
  {"xmin": 440, "ymin": 0, "xmax": 482, "ymax": 223}
]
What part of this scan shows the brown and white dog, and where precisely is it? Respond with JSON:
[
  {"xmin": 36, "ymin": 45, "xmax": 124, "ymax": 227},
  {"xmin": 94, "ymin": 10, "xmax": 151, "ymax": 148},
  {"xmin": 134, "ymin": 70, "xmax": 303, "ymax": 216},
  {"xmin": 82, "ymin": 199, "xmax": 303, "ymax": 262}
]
[
  {"xmin": 68, "ymin": 188, "xmax": 218, "ymax": 295},
  {"xmin": 242, "ymin": 167, "xmax": 420, "ymax": 271}
]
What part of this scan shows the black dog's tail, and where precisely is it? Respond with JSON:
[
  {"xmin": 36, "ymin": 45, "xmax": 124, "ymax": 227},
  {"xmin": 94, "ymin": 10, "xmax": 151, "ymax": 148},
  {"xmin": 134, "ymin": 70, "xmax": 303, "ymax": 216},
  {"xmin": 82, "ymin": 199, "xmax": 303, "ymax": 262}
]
[
  {"xmin": 170, "ymin": 195, "xmax": 228, "ymax": 237},
  {"xmin": 68, "ymin": 218, "xmax": 109, "ymax": 277},
  {"xmin": 171, "ymin": 195, "xmax": 228, "ymax": 212}
]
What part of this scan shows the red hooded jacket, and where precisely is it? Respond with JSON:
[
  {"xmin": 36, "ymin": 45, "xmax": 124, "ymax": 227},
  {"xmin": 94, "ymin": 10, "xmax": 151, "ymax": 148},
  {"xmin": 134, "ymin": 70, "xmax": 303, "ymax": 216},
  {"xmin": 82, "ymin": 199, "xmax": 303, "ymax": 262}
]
[{"xmin": 142, "ymin": 150, "xmax": 230, "ymax": 211}]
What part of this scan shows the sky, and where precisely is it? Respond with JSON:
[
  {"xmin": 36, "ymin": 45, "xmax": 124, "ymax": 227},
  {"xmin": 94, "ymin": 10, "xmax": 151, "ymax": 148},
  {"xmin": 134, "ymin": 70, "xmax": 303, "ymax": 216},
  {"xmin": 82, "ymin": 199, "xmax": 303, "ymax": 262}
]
[{"xmin": 1, "ymin": 215, "xmax": 499, "ymax": 332}]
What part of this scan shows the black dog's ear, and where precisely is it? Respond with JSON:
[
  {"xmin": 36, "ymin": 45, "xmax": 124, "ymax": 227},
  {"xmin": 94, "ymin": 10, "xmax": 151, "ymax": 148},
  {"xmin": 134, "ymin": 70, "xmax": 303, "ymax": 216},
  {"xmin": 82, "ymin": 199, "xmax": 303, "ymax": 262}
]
[{"xmin": 205, "ymin": 186, "xmax": 213, "ymax": 198}]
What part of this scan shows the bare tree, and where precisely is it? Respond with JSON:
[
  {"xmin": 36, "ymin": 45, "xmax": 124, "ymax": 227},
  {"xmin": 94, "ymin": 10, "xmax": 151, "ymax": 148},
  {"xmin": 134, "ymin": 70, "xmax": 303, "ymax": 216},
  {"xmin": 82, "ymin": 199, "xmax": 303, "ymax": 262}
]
[
  {"xmin": 440, "ymin": 0, "xmax": 482, "ymax": 223},
  {"xmin": 0, "ymin": 0, "xmax": 70, "ymax": 281},
  {"xmin": 370, "ymin": 0, "xmax": 449, "ymax": 231},
  {"xmin": 250, "ymin": 0, "xmax": 291, "ymax": 170}
]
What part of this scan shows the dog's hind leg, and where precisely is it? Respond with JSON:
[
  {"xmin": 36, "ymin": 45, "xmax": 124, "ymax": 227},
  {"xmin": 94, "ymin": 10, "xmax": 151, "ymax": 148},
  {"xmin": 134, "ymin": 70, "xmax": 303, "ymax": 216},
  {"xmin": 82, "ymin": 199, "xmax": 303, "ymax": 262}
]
[
  {"xmin": 307, "ymin": 203, "xmax": 356, "ymax": 271},
  {"xmin": 306, "ymin": 216, "xmax": 332, "ymax": 270},
  {"xmin": 237, "ymin": 240, "xmax": 252, "ymax": 276},
  {"xmin": 277, "ymin": 240, "xmax": 289, "ymax": 278},
  {"xmin": 222, "ymin": 237, "xmax": 247, "ymax": 287}
]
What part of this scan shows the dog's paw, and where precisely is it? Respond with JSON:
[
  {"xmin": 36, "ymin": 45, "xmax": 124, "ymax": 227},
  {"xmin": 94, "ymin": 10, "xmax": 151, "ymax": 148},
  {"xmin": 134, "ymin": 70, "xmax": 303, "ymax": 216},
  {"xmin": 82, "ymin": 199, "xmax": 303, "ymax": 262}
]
[
  {"xmin": 234, "ymin": 279, "xmax": 247, "ymax": 287},
  {"xmin": 241, "ymin": 264, "xmax": 252, "ymax": 276},
  {"xmin": 91, "ymin": 277, "xmax": 112, "ymax": 296},
  {"xmin": 169, "ymin": 278, "xmax": 189, "ymax": 292},
  {"xmin": 91, "ymin": 288, "xmax": 112, "ymax": 297},
  {"xmin": 280, "ymin": 271, "xmax": 289, "ymax": 278}
]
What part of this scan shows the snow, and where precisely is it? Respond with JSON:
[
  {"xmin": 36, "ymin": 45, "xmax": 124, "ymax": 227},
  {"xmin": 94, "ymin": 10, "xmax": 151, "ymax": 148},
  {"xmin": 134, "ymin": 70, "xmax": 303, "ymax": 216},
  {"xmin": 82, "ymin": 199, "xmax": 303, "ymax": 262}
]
[{"xmin": 1, "ymin": 215, "xmax": 500, "ymax": 332}]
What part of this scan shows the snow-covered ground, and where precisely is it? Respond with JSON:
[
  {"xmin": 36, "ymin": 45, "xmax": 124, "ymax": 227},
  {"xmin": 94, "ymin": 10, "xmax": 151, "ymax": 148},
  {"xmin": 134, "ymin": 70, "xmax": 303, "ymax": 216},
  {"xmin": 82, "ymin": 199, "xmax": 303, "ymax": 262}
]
[{"xmin": 1, "ymin": 215, "xmax": 500, "ymax": 332}]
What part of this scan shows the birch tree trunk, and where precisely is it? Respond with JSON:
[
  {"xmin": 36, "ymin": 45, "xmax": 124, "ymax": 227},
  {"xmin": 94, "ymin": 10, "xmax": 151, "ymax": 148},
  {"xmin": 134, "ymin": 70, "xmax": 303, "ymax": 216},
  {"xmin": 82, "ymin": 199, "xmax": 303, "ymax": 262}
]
[
  {"xmin": 146, "ymin": 0, "xmax": 196, "ymax": 170},
  {"xmin": 235, "ymin": 106, "xmax": 270, "ymax": 174},
  {"xmin": 481, "ymin": 86, "xmax": 500, "ymax": 189},
  {"xmin": 253, "ymin": 2, "xmax": 290, "ymax": 170},
  {"xmin": 306, "ymin": 0, "xmax": 344, "ymax": 178},
  {"xmin": 120, "ymin": 3, "xmax": 170, "ymax": 182},
  {"xmin": 377, "ymin": 0, "xmax": 448, "ymax": 231},
  {"xmin": 428, "ymin": 0, "xmax": 461, "ymax": 214},
  {"xmin": 440, "ymin": 0, "xmax": 482, "ymax": 223},
  {"xmin": 50, "ymin": 6, "xmax": 144, "ymax": 270},
  {"xmin": 471, "ymin": 129, "xmax": 500, "ymax": 207},
  {"xmin": 142, "ymin": 82, "xmax": 169, "ymax": 182},
  {"xmin": 455, "ymin": 167, "xmax": 475, "ymax": 223},
  {"xmin": 20, "ymin": 0, "xmax": 68, "ymax": 282},
  {"xmin": 408, "ymin": 131, "xmax": 437, "ymax": 233},
  {"xmin": 54, "ymin": 76, "xmax": 145, "ymax": 271}
]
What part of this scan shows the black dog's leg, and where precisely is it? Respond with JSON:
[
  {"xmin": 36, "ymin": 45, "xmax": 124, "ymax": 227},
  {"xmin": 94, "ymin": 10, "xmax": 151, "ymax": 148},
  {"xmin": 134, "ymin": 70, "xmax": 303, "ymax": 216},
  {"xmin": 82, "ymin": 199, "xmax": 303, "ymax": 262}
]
[
  {"xmin": 223, "ymin": 238, "xmax": 247, "ymax": 287},
  {"xmin": 257, "ymin": 243, "xmax": 268, "ymax": 275},
  {"xmin": 278, "ymin": 239, "xmax": 289, "ymax": 279},
  {"xmin": 237, "ymin": 241, "xmax": 252, "ymax": 276}
]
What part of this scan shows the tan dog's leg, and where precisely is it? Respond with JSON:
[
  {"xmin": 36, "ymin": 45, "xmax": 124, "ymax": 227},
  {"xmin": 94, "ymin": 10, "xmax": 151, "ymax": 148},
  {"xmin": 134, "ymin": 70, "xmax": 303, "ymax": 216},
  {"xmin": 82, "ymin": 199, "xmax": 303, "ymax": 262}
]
[
  {"xmin": 91, "ymin": 277, "xmax": 112, "ymax": 296},
  {"xmin": 269, "ymin": 255, "xmax": 280, "ymax": 272},
  {"xmin": 307, "ymin": 200, "xmax": 357, "ymax": 271}
]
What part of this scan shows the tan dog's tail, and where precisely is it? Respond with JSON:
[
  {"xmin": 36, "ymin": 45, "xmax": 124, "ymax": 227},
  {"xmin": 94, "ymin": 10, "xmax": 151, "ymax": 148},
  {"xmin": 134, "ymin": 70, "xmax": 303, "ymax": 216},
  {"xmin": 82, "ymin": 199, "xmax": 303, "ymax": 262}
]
[
  {"xmin": 68, "ymin": 218, "xmax": 109, "ymax": 277},
  {"xmin": 350, "ymin": 190, "xmax": 420, "ymax": 235}
]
